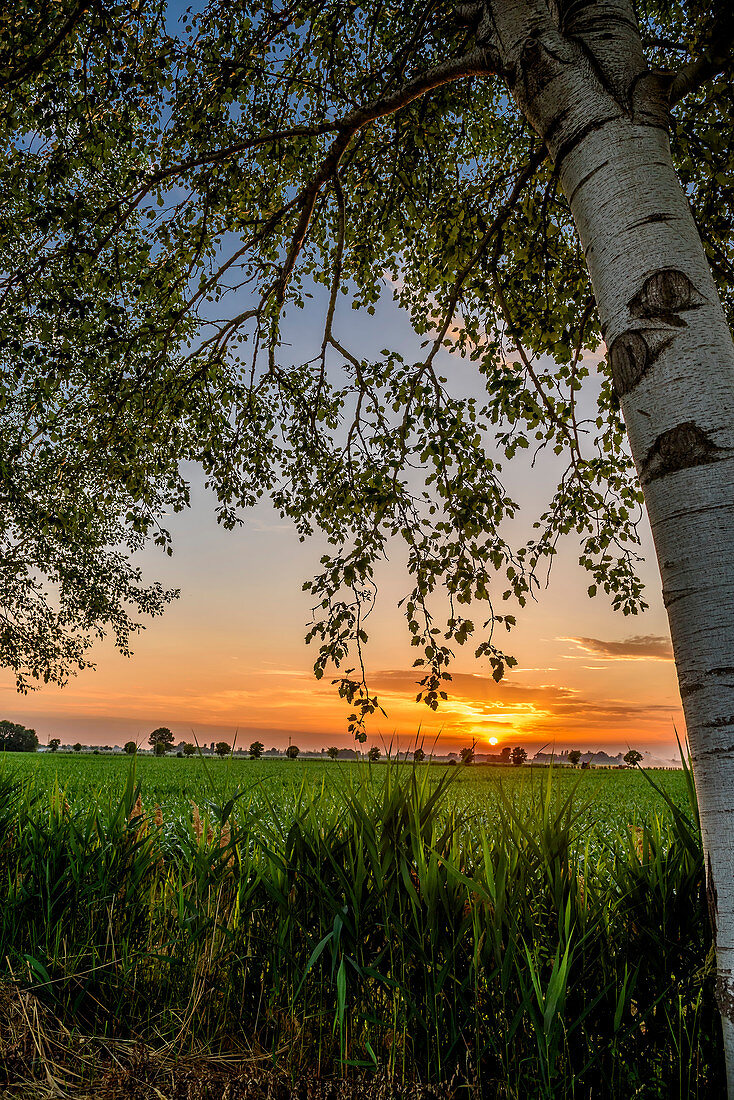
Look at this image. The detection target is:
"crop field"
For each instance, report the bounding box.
[5,750,694,834]
[0,752,724,1098]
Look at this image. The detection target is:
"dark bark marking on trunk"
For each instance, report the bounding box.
[715,976,734,1026]
[610,329,674,396]
[610,331,649,396]
[628,212,675,229]
[628,268,703,324]
[543,107,573,153]
[712,667,734,677]
[553,112,624,173]
[702,716,734,730]
[659,499,734,523]
[606,270,704,399]
[518,37,562,100]
[679,678,703,697]
[699,743,734,755]
[567,159,609,206]
[630,73,672,129]
[640,421,726,485]
[707,851,718,942]
[663,589,690,610]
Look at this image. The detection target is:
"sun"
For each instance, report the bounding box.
[488,736,498,746]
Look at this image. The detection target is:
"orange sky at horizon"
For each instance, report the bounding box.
[0,490,684,758]
[0,294,686,760]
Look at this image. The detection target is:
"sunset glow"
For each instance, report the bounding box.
[0,298,684,760]
[0,487,684,760]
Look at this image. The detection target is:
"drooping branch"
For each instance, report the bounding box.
[422,146,546,370]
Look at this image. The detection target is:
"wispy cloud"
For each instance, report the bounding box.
[564,635,674,661]
[369,668,678,735]
[247,517,294,533]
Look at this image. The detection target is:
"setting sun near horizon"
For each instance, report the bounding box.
[0,484,683,760]
[0,297,684,760]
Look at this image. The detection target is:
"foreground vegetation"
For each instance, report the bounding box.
[0,756,723,1097]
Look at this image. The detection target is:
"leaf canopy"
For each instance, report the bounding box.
[2,0,732,732]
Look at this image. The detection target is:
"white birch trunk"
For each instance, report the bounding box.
[558,120,734,1086]
[488,1,734,1084]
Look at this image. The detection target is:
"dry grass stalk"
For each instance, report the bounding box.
[191,801,203,842]
[0,982,455,1099]
[128,793,148,839]
[220,822,234,867]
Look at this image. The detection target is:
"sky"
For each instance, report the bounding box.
[0,284,686,760]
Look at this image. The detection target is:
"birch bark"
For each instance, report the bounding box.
[488,0,734,1084]
[560,115,734,1089]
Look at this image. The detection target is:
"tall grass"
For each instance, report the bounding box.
[0,756,723,1096]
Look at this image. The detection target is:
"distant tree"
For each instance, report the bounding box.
[624,749,643,768]
[500,747,512,764]
[285,745,300,760]
[511,747,527,768]
[568,750,582,767]
[73,742,82,753]
[183,742,196,757]
[124,741,137,755]
[48,738,61,753]
[215,741,230,758]
[148,727,174,754]
[460,746,475,765]
[248,740,264,760]
[0,721,38,753]
[413,747,426,763]
[367,746,380,762]
[327,746,339,760]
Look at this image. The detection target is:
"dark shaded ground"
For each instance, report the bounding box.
[0,984,458,1100]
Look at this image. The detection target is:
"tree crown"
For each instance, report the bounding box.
[3,0,732,734]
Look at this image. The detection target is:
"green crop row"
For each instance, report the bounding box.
[0,756,723,1097]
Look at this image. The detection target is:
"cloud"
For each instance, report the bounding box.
[565,635,674,661]
[369,668,678,731]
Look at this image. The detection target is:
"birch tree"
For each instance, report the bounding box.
[4,0,734,1082]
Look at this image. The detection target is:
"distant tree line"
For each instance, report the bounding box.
[1,722,641,769]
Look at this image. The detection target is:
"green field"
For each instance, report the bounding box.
[5,750,693,836]
[0,752,723,1097]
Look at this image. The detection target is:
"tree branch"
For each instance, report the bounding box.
[669,10,734,105]
[422,146,546,370]
[275,46,500,301]
[0,0,92,89]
